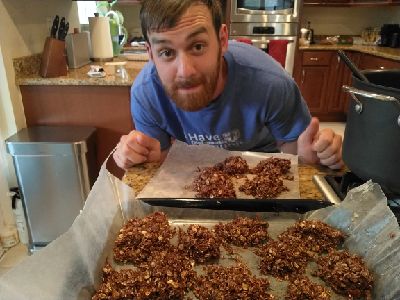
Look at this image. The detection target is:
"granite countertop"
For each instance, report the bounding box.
[122,163,343,200]
[14,54,147,86]
[299,44,400,61]
[15,44,400,87]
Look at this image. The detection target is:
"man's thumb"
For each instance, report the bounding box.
[301,117,320,144]
[297,117,320,165]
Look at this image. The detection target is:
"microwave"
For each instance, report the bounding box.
[231,0,300,23]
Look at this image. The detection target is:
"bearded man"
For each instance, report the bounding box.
[113,0,343,170]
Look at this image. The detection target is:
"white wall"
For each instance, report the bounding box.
[302,6,400,35]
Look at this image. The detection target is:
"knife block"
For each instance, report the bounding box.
[39,37,68,78]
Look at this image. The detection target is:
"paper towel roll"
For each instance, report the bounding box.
[89,16,113,61]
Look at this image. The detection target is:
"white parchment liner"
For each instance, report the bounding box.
[138,141,300,199]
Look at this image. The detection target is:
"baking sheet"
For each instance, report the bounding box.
[137,141,300,199]
[108,213,347,300]
[0,155,399,300]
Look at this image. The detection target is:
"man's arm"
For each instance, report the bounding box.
[278,118,343,169]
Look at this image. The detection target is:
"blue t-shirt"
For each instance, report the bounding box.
[131,41,311,152]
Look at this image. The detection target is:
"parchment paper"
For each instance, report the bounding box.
[0,153,399,299]
[138,141,300,199]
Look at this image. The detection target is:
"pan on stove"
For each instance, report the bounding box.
[342,69,400,194]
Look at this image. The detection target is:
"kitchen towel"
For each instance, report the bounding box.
[268,40,289,68]
[89,16,113,61]
[234,37,253,45]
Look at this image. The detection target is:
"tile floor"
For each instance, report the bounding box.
[0,122,346,277]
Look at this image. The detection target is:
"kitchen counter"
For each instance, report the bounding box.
[122,162,343,200]
[15,45,400,87]
[14,54,147,86]
[299,44,400,61]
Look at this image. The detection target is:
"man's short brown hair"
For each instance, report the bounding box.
[140,0,223,42]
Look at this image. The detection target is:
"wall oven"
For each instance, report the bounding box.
[229,0,301,75]
[231,0,300,23]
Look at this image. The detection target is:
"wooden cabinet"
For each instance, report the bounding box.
[328,51,361,116]
[294,49,400,121]
[295,51,332,116]
[294,50,359,121]
[359,53,400,70]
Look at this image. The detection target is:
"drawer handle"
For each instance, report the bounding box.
[310,57,319,61]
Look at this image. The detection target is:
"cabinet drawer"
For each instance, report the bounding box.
[302,51,332,66]
[359,54,400,70]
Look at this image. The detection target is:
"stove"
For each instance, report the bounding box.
[313,172,400,222]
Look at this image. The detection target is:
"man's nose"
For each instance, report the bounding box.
[176,53,196,78]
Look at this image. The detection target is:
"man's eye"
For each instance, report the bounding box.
[158,49,174,58]
[193,43,205,52]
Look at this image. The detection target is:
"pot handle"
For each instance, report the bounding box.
[342,85,400,126]
[342,85,399,103]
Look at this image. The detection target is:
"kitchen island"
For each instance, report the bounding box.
[14,54,147,177]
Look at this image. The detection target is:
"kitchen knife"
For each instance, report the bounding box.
[57,17,66,40]
[59,22,69,41]
[50,15,59,38]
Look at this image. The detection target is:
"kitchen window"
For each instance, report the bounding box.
[77,1,97,24]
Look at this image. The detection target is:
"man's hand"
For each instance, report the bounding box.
[113,130,162,170]
[297,117,344,169]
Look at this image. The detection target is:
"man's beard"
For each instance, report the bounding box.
[163,50,221,112]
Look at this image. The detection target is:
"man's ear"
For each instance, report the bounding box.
[145,42,154,61]
[219,24,229,55]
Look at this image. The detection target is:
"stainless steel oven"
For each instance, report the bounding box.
[229,0,301,75]
[231,0,300,23]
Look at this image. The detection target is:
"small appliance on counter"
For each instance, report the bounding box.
[106,10,128,57]
[379,24,400,48]
[89,13,113,62]
[65,28,91,68]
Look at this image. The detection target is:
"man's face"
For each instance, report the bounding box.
[146,4,228,112]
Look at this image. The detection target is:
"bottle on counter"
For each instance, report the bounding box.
[307,21,315,44]
[300,27,310,46]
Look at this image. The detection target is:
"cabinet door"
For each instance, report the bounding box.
[298,66,331,114]
[359,53,400,70]
[328,51,361,114]
[295,51,332,115]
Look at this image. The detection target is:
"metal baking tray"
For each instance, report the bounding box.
[111,203,348,300]
[139,197,333,213]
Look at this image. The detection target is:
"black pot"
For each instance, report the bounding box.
[342,70,400,194]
